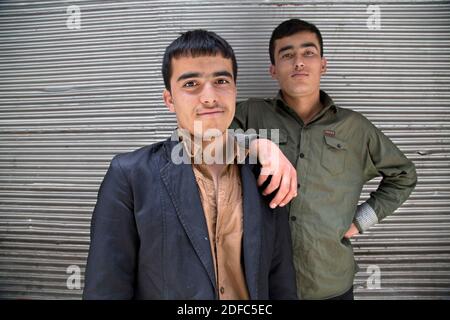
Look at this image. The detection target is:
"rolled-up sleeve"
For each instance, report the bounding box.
[362,123,417,227]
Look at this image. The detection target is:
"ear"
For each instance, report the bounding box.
[163,89,175,113]
[320,57,327,75]
[269,64,277,80]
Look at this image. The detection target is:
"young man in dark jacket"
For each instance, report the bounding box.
[83,30,298,300]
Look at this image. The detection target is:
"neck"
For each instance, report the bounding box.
[197,132,228,180]
[282,89,322,124]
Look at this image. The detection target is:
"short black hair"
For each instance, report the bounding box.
[269,19,324,65]
[162,29,238,91]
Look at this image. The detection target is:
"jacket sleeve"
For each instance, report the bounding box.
[83,155,138,299]
[268,207,298,300]
[359,121,417,229]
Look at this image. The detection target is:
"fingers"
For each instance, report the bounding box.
[278,171,298,207]
[344,228,353,239]
[260,152,298,208]
[269,173,291,209]
[344,231,351,239]
[263,168,282,197]
[344,224,359,239]
[257,159,275,187]
[344,232,356,239]
[255,139,299,208]
[257,174,269,187]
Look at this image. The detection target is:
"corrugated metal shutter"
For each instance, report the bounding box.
[0,0,449,299]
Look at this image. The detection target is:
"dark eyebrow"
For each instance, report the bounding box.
[177,70,233,82]
[177,72,201,82]
[278,42,319,56]
[301,42,319,51]
[278,45,294,56]
[213,70,233,79]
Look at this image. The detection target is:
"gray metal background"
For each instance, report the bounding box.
[0,0,449,299]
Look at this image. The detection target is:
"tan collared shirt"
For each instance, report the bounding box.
[179,129,249,300]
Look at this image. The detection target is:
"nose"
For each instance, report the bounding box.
[200,83,218,107]
[294,56,305,70]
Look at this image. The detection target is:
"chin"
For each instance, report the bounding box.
[289,87,312,96]
[201,125,225,137]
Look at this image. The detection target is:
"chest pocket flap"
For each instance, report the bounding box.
[321,135,347,175]
[323,135,346,150]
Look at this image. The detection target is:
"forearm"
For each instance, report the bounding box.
[356,161,417,232]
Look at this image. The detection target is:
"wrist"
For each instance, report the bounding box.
[353,202,378,233]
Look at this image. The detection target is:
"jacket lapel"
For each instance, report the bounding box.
[240,164,262,300]
[160,140,217,292]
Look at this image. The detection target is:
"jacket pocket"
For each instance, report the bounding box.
[320,135,346,175]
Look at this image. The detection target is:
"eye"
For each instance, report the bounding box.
[216,78,230,85]
[282,52,294,59]
[305,50,316,56]
[183,80,198,88]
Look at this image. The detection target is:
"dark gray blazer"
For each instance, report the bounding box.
[83,137,298,300]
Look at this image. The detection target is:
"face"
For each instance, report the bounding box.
[270,31,327,98]
[163,55,236,138]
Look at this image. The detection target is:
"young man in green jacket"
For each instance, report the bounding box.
[232,19,417,300]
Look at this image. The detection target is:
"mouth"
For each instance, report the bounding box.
[291,72,309,78]
[197,109,225,117]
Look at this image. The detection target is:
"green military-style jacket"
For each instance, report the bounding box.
[232,90,417,299]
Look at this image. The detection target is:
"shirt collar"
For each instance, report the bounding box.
[175,128,248,165]
[275,89,337,117]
